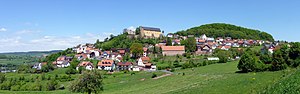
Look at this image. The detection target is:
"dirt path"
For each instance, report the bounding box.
[153,74,172,80]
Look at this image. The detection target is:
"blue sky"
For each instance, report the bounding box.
[0,0,299,52]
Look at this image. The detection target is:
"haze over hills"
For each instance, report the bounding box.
[0,50,62,56]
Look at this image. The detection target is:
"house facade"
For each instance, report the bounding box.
[52,56,72,68]
[117,62,132,71]
[98,59,114,71]
[76,61,94,70]
[161,46,185,56]
[139,26,162,38]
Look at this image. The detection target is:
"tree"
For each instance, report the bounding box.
[271,49,288,71]
[183,37,197,53]
[135,27,140,35]
[175,23,274,41]
[47,79,58,91]
[216,50,231,63]
[123,53,130,61]
[237,50,265,72]
[166,37,172,46]
[0,73,5,84]
[69,70,103,94]
[130,43,143,58]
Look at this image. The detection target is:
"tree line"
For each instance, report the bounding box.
[176,23,274,41]
[238,42,300,72]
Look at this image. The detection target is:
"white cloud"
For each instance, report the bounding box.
[0,28,7,32]
[0,32,115,53]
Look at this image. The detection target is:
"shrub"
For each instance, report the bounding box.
[0,81,11,90]
[238,52,259,72]
[47,80,58,91]
[0,73,5,84]
[11,85,21,91]
[65,68,77,74]
[151,73,157,78]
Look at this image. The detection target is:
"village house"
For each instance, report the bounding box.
[172,39,181,46]
[137,57,151,67]
[76,61,94,70]
[117,62,132,71]
[196,45,212,55]
[143,47,148,57]
[139,26,162,38]
[98,59,115,71]
[161,46,185,56]
[206,57,220,61]
[52,56,72,68]
[123,26,136,35]
[32,62,47,70]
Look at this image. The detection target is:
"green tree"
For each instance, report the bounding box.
[183,37,197,53]
[271,49,288,71]
[135,27,140,35]
[130,43,143,58]
[47,79,58,91]
[166,37,172,46]
[69,70,103,94]
[0,73,5,84]
[237,51,265,72]
[216,50,231,63]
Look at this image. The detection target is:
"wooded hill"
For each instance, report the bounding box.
[176,23,274,41]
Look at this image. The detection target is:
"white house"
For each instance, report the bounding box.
[207,57,220,61]
[52,56,72,68]
[200,34,207,40]
[98,59,114,71]
[132,66,140,71]
[76,61,94,70]
[137,58,145,67]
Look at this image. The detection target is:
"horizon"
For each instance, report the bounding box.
[1,0,300,53]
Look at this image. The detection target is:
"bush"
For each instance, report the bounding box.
[151,73,157,78]
[47,80,58,91]
[0,73,5,84]
[31,81,42,91]
[11,85,21,91]
[65,68,77,74]
[238,51,261,72]
[0,81,11,90]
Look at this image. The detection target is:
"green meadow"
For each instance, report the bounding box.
[0,61,298,94]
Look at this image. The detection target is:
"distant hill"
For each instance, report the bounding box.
[0,50,62,57]
[176,23,274,41]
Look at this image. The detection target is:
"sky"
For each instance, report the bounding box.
[0,0,299,53]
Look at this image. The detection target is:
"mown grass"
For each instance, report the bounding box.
[0,61,298,94]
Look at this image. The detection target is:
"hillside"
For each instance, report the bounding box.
[176,23,274,41]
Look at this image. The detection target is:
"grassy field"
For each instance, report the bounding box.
[0,61,298,94]
[260,67,300,94]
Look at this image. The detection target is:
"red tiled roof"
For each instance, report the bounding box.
[144,63,152,66]
[143,47,148,52]
[198,39,205,43]
[117,62,132,66]
[98,60,114,66]
[79,61,93,67]
[161,46,185,51]
[56,56,65,61]
[238,41,244,44]
[225,46,231,49]
[119,50,125,54]
[141,57,150,61]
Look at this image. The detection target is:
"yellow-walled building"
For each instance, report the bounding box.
[139,26,162,39]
